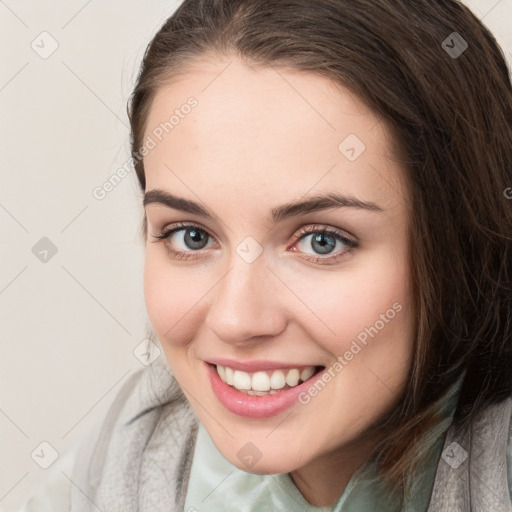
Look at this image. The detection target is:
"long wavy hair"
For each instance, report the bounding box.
[127,0,512,499]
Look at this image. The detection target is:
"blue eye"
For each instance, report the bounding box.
[300,231,341,254]
[291,226,357,264]
[152,223,215,260]
[174,226,210,250]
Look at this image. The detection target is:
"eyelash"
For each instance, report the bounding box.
[151,222,358,265]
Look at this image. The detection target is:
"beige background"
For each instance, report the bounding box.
[0,0,511,510]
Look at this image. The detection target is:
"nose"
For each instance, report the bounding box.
[205,255,287,346]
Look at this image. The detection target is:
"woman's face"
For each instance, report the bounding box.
[142,56,414,496]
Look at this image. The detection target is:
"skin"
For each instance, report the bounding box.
[142,55,415,506]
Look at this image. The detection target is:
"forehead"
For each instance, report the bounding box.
[142,57,408,214]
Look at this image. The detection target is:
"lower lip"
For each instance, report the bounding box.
[206,362,323,418]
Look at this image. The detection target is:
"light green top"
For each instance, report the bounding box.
[183,421,446,512]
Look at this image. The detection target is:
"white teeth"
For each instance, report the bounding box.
[285,369,300,387]
[233,370,252,390]
[270,370,286,390]
[246,389,279,396]
[251,371,271,391]
[300,367,315,382]
[225,366,234,385]
[215,364,319,393]
[217,365,226,381]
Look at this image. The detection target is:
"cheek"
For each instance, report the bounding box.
[297,248,414,388]
[143,250,188,339]
[328,279,410,350]
[143,248,212,347]
[297,254,411,344]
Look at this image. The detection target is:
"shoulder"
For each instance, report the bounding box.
[428,396,512,511]
[18,369,142,511]
[19,357,181,511]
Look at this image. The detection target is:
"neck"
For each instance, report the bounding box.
[289,436,377,507]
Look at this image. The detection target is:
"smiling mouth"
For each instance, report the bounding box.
[211,363,325,396]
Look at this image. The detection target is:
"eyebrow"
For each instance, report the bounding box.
[143,189,384,223]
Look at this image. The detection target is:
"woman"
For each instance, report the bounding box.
[21,0,512,510]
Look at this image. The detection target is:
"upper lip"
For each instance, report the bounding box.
[206,358,322,372]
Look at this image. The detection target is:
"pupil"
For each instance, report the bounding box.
[185,228,208,250]
[312,233,335,254]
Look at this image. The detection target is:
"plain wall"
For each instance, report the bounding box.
[0,0,511,510]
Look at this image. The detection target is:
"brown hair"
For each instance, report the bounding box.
[127,0,512,500]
